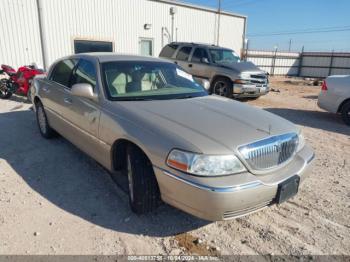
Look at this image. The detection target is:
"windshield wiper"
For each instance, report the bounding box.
[117,97,153,101]
[175,95,196,99]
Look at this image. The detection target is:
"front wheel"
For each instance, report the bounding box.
[341,101,350,126]
[211,77,233,98]
[0,79,13,99]
[126,145,161,214]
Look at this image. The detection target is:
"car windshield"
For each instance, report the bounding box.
[101,61,207,101]
[209,49,241,64]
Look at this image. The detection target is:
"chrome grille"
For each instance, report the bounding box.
[238,133,299,171]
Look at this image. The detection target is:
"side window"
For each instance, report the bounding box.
[159,44,179,58]
[191,48,210,63]
[176,46,192,61]
[71,59,97,89]
[50,59,77,87]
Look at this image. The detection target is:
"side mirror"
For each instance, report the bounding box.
[201,57,209,64]
[71,83,97,101]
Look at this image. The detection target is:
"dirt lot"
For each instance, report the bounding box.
[0,77,349,256]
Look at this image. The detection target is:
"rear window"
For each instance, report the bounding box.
[176,46,192,61]
[50,59,77,87]
[159,44,179,58]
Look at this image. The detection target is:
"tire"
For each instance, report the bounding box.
[126,145,160,214]
[35,101,56,138]
[211,77,233,98]
[0,79,13,99]
[341,101,350,126]
[27,87,32,103]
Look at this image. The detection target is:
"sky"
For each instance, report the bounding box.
[182,0,350,52]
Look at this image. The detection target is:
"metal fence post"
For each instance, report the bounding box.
[271,47,278,76]
[298,46,304,77]
[328,49,334,76]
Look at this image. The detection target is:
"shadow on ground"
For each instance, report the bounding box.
[265,108,350,136]
[303,95,319,100]
[0,109,208,237]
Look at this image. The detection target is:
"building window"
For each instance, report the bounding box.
[139,38,153,56]
[74,40,113,54]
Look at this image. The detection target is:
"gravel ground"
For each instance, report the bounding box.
[0,77,349,256]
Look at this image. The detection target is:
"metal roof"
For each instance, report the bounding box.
[148,0,247,19]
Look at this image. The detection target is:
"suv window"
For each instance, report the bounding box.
[50,59,77,87]
[191,48,210,63]
[176,46,192,61]
[159,44,179,58]
[71,59,97,89]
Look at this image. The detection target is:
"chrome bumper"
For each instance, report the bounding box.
[233,83,269,97]
[154,145,314,221]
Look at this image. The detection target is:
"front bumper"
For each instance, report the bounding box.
[154,145,314,221]
[233,83,269,98]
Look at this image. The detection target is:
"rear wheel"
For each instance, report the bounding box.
[341,101,350,126]
[126,145,161,214]
[211,77,233,98]
[0,79,12,99]
[35,101,56,138]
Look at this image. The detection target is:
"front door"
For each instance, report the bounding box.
[60,58,102,160]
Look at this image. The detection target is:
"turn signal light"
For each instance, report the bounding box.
[321,81,328,91]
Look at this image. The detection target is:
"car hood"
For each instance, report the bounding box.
[115,95,299,154]
[218,61,264,74]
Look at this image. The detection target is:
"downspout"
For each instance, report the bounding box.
[36,0,48,70]
[242,16,247,59]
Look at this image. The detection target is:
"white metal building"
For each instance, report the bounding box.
[0,0,246,69]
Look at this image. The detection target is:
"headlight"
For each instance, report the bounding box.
[297,132,305,152]
[234,79,251,85]
[166,149,246,176]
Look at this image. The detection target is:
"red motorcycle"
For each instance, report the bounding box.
[0,64,45,100]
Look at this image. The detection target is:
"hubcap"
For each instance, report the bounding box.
[37,106,47,134]
[0,81,8,96]
[127,155,134,202]
[213,81,227,96]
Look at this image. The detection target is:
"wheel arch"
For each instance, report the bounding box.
[338,98,350,113]
[210,75,233,91]
[111,138,152,172]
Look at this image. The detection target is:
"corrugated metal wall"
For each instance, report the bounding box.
[0,0,44,68]
[0,0,245,69]
[246,50,350,78]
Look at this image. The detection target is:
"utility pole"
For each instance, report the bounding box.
[288,39,292,52]
[217,0,221,46]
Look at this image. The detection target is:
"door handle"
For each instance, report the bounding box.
[42,86,49,92]
[64,97,72,104]
[188,64,193,68]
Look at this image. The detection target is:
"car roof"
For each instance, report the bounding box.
[68,53,172,63]
[170,42,233,51]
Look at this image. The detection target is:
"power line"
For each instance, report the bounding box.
[248,28,350,37]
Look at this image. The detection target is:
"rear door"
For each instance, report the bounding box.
[42,59,77,132]
[174,46,193,72]
[188,47,212,80]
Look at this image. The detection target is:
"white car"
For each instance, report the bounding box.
[318,75,350,125]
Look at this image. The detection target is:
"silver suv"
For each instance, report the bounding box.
[160,42,269,99]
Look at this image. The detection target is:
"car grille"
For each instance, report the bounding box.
[238,133,299,171]
[250,74,268,84]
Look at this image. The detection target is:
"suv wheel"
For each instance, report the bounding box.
[126,145,161,214]
[341,101,350,126]
[212,77,233,98]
